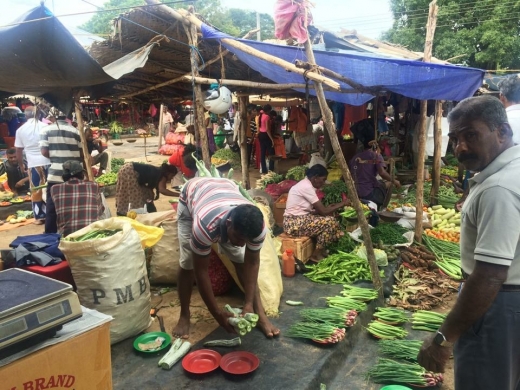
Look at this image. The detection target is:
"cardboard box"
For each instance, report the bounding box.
[273,201,286,228]
[279,233,315,263]
[0,322,112,390]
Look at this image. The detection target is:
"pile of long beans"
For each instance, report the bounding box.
[378,339,423,361]
[423,234,462,280]
[411,310,446,332]
[304,251,375,284]
[326,296,367,312]
[299,307,358,328]
[367,321,408,340]
[341,285,379,301]
[373,307,408,324]
[366,358,444,387]
[287,322,346,343]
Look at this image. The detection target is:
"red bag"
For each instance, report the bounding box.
[208,250,233,296]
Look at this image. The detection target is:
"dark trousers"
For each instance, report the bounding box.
[44,182,59,234]
[258,132,274,173]
[454,290,520,390]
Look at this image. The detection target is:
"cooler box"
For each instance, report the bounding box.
[23,260,76,289]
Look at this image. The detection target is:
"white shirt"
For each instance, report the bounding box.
[14,119,51,168]
[506,104,520,145]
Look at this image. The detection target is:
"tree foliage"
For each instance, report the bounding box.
[382,0,520,70]
[81,0,274,40]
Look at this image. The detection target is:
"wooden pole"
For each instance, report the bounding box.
[157,104,164,150]
[74,98,94,181]
[144,0,341,91]
[430,101,443,205]
[183,20,210,168]
[238,96,250,189]
[303,39,383,297]
[414,0,438,242]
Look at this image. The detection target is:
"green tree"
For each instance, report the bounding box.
[81,0,143,35]
[382,0,520,70]
[228,9,275,39]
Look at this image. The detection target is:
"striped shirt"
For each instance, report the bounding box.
[179,177,267,256]
[40,122,82,183]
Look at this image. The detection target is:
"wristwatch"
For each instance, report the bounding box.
[433,331,453,347]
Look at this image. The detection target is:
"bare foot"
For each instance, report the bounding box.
[257,317,280,338]
[33,219,44,225]
[172,315,190,339]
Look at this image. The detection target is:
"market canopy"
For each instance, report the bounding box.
[201,24,485,106]
[0,5,156,112]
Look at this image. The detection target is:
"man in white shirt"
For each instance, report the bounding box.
[499,75,520,145]
[15,106,51,224]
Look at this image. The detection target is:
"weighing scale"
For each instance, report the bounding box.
[0,268,82,359]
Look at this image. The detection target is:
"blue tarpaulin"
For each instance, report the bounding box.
[201,24,484,106]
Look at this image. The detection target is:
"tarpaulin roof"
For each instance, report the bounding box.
[0,6,155,113]
[201,24,485,106]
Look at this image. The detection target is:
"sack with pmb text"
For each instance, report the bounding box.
[59,218,152,344]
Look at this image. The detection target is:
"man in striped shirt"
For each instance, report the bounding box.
[174,177,280,338]
[40,117,83,233]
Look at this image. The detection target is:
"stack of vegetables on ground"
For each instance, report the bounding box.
[425,205,461,242]
[423,234,463,280]
[255,171,284,190]
[399,244,437,271]
[326,234,357,255]
[285,165,307,181]
[158,338,191,370]
[287,322,346,344]
[378,339,422,361]
[95,172,118,186]
[224,305,258,336]
[362,223,409,245]
[211,149,241,170]
[110,158,125,173]
[340,203,371,220]
[6,210,34,224]
[299,307,358,328]
[373,307,408,325]
[321,180,348,206]
[366,320,408,340]
[411,310,446,332]
[373,240,401,262]
[366,358,444,387]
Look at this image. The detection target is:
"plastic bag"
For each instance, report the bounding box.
[116,217,164,248]
[356,245,388,266]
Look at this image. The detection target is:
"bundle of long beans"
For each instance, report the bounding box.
[378,339,423,361]
[366,321,408,340]
[422,234,462,280]
[411,310,446,332]
[366,358,444,386]
[325,296,367,312]
[340,285,379,301]
[299,307,358,328]
[373,307,408,324]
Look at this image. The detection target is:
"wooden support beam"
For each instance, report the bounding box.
[430,100,443,205]
[238,96,250,189]
[144,0,341,91]
[158,103,165,150]
[302,38,383,297]
[414,0,439,243]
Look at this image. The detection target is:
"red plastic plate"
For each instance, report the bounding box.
[182,349,221,374]
[220,351,260,375]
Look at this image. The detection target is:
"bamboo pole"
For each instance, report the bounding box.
[414,0,438,242]
[74,98,94,181]
[302,38,383,297]
[430,100,443,205]
[157,104,164,150]
[121,29,260,99]
[144,0,341,91]
[238,96,250,189]
[183,19,210,167]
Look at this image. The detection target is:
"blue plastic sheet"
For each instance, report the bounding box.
[202,24,484,105]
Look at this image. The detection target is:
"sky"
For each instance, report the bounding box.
[0,0,394,40]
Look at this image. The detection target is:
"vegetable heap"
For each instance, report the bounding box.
[255,171,284,189]
[373,307,408,325]
[111,158,125,173]
[399,245,437,271]
[287,322,346,344]
[321,180,348,206]
[378,339,422,362]
[285,165,308,181]
[95,172,118,186]
[422,234,462,280]
[426,205,461,242]
[366,321,408,340]
[340,204,371,219]
[366,358,444,387]
[225,305,258,336]
[325,234,357,255]
[363,223,409,246]
[305,251,380,284]
[211,149,241,170]
[374,241,400,262]
[64,229,121,242]
[299,307,358,328]
[411,310,446,332]
[340,285,379,301]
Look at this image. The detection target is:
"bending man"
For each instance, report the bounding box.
[173,177,280,339]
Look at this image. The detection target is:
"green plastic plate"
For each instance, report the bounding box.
[133,332,171,353]
[380,386,413,390]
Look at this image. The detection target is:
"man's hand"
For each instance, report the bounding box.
[393,179,401,188]
[417,336,452,373]
[15,180,25,188]
[215,310,237,334]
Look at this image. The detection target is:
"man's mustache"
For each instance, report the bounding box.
[458,153,478,162]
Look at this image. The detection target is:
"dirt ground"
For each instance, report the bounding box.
[0,138,458,386]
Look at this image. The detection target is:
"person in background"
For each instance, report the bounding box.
[15,106,50,224]
[349,137,400,207]
[85,128,109,177]
[204,109,217,153]
[4,148,29,195]
[284,165,348,262]
[162,105,174,139]
[417,95,520,390]
[115,162,178,216]
[173,177,280,339]
[184,108,195,127]
[498,75,520,145]
[2,107,20,137]
[258,104,275,173]
[50,161,104,237]
[247,104,259,167]
[40,116,83,233]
